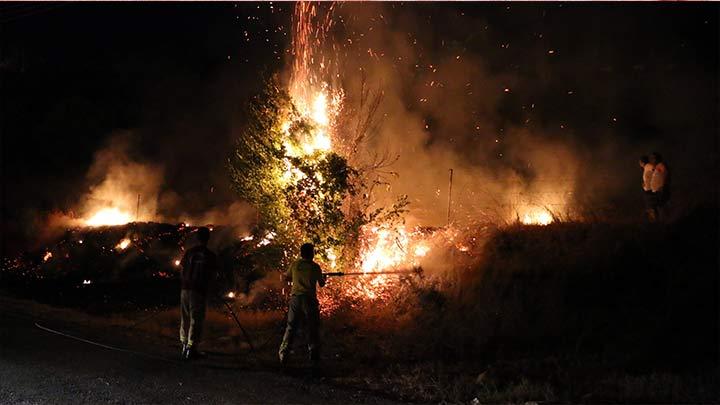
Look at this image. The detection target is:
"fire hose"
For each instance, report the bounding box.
[36,269,423,364]
[323,267,423,277]
[219,297,255,352]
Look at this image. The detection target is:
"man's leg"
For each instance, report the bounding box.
[305,297,320,364]
[644,191,656,222]
[187,291,206,355]
[180,290,190,354]
[279,295,300,363]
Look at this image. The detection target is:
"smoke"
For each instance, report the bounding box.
[290,3,717,227]
[321,4,588,227]
[82,132,164,222]
[40,131,256,242]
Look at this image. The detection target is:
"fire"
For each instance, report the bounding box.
[521,209,554,225]
[326,248,338,269]
[279,1,343,182]
[43,251,52,262]
[414,244,430,257]
[173,259,181,267]
[85,207,132,227]
[355,225,441,275]
[226,291,236,299]
[256,232,276,247]
[360,226,410,273]
[115,238,131,250]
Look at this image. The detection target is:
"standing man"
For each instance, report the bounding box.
[639,155,656,221]
[650,152,671,221]
[179,227,217,361]
[279,243,326,366]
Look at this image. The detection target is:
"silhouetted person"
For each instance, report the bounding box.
[279,243,326,366]
[649,152,671,221]
[639,155,656,221]
[179,227,217,360]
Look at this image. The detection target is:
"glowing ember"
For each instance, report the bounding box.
[116,238,131,250]
[85,208,132,227]
[521,209,554,225]
[173,259,181,267]
[43,251,52,262]
[226,291,236,299]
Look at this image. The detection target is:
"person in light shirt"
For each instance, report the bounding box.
[639,155,655,221]
[649,152,670,221]
[279,243,326,367]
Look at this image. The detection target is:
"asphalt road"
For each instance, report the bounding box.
[0,310,396,404]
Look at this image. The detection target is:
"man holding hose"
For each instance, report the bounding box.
[278,243,326,366]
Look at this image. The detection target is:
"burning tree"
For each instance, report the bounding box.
[228,76,407,270]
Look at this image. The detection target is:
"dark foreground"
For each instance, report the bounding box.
[0,301,394,405]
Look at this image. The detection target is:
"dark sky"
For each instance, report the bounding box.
[1,2,718,250]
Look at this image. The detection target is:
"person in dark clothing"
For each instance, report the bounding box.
[179,226,218,361]
[279,243,326,366]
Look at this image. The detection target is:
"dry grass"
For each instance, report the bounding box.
[316,205,719,402]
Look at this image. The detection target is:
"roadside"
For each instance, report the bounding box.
[0,296,397,405]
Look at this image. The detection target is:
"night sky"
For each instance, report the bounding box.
[1,2,718,253]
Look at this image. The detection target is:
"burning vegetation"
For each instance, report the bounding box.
[20,2,579,310]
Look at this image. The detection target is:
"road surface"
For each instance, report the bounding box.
[0,307,396,404]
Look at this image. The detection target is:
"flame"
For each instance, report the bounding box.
[173,259,181,267]
[414,244,430,257]
[356,225,440,275]
[43,251,52,262]
[226,291,236,299]
[116,238,131,250]
[85,208,132,227]
[279,2,343,185]
[359,226,410,273]
[521,209,554,225]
